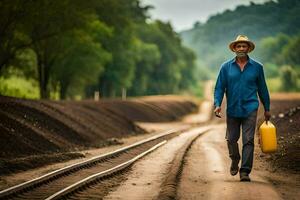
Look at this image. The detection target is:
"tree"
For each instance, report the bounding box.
[280,65,298,91]
[27,0,97,98]
[94,0,149,97]
[178,47,197,90]
[0,0,33,71]
[128,38,161,95]
[282,34,300,66]
[146,21,188,94]
[258,34,290,64]
[1,0,198,99]
[51,20,112,99]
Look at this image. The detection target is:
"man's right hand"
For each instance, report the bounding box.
[214,106,222,118]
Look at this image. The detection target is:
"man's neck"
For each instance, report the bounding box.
[236,55,248,63]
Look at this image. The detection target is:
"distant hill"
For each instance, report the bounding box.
[180,0,300,74]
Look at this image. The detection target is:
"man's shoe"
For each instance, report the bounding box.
[240,172,251,182]
[230,159,239,176]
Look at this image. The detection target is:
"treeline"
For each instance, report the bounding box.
[180,0,300,91]
[0,0,197,99]
[258,33,300,91]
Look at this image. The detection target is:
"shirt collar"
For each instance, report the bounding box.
[248,57,254,65]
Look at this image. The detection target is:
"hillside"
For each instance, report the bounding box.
[180,0,300,73]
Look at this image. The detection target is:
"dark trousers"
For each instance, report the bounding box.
[226,110,257,174]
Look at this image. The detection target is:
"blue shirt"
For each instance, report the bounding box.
[214,57,270,118]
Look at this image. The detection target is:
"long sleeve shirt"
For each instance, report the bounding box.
[214,57,270,118]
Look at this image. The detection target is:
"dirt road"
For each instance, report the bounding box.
[102,89,300,200]
[178,124,281,200]
[101,123,284,200]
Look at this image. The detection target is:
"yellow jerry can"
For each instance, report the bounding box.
[259,121,277,153]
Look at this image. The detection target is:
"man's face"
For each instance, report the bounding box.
[234,42,250,57]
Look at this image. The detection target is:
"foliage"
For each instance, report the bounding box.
[258,34,290,65]
[0,0,198,99]
[258,33,300,91]
[180,0,300,79]
[280,65,299,92]
[132,21,198,95]
[50,20,112,99]
[282,35,300,66]
[266,77,281,93]
[128,38,161,96]
[0,76,39,99]
[92,0,150,97]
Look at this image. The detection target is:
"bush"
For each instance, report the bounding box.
[280,65,299,92]
[0,76,39,99]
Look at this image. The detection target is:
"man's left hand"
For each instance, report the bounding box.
[264,111,271,123]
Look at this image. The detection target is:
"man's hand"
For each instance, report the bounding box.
[264,111,271,123]
[214,106,222,118]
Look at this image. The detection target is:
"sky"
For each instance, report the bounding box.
[142,0,268,31]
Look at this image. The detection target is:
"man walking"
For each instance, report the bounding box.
[213,35,271,182]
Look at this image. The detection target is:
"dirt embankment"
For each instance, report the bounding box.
[0,95,197,175]
[256,93,300,173]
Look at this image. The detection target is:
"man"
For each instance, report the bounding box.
[213,35,271,182]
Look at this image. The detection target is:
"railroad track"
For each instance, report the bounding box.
[0,125,203,200]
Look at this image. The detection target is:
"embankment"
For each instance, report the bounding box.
[0,95,198,174]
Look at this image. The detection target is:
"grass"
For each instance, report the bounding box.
[0,76,40,99]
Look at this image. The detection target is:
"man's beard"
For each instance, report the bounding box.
[236,52,247,57]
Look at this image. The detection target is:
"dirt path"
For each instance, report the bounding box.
[103,83,299,200]
[103,126,210,200]
[102,123,288,200]
[178,124,282,200]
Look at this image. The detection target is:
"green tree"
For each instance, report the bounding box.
[178,47,197,90]
[93,0,149,97]
[282,35,300,66]
[147,21,192,94]
[258,34,290,64]
[0,0,34,71]
[27,0,95,98]
[280,65,298,91]
[51,20,112,99]
[0,0,198,99]
[128,38,161,96]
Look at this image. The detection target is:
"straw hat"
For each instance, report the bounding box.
[229,35,255,52]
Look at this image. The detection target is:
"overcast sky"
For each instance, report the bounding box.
[142,0,268,31]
